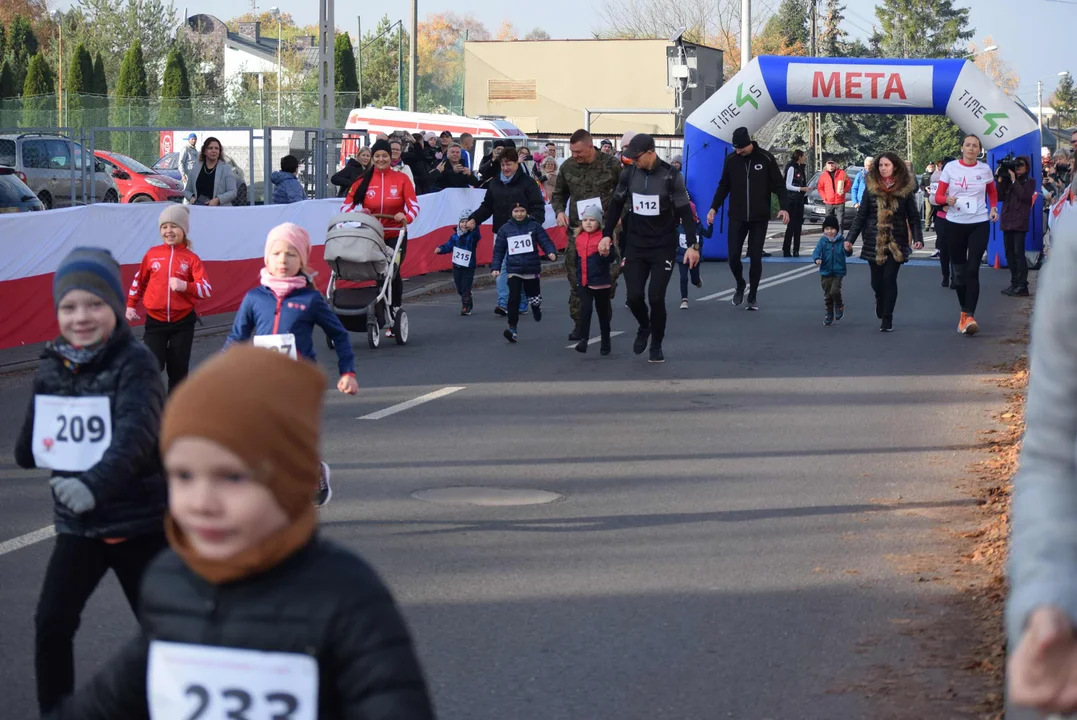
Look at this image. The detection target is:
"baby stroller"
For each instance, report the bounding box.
[324,212,410,349]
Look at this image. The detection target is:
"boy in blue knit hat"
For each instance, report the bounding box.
[15,247,168,714]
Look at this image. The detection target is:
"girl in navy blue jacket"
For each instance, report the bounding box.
[435,211,483,315]
[491,203,557,343]
[574,205,616,355]
[226,223,357,505]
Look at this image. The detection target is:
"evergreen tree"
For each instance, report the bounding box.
[1052,73,1077,129]
[334,32,359,125]
[159,46,192,127]
[92,53,108,96]
[66,42,95,127]
[0,61,16,99]
[762,0,809,49]
[0,21,7,62]
[820,0,849,58]
[361,16,410,110]
[92,52,110,149]
[872,0,973,59]
[113,41,153,163]
[8,15,39,91]
[21,52,54,126]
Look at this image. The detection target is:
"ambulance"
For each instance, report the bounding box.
[340,108,528,170]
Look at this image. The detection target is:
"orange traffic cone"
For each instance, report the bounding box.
[993,254,1001,269]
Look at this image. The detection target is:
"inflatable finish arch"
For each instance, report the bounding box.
[683,56,1042,263]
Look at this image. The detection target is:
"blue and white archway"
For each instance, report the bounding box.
[684,57,1042,263]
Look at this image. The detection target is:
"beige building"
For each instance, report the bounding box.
[463,39,724,137]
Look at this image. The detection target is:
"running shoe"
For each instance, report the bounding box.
[1000,286,1017,297]
[835,305,845,321]
[633,328,651,355]
[958,313,979,336]
[941,277,949,288]
[495,306,508,316]
[746,294,759,311]
[824,312,834,326]
[532,304,542,322]
[732,286,745,306]
[649,346,665,363]
[315,462,333,507]
[600,338,611,356]
[1015,286,1030,297]
[575,339,588,354]
[762,250,772,258]
[461,306,470,315]
[504,327,518,343]
[520,306,530,315]
[680,299,689,310]
[384,327,394,338]
[930,250,941,259]
[880,317,894,332]
[693,278,703,288]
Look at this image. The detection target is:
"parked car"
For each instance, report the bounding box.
[94,150,185,203]
[0,167,45,212]
[0,133,119,209]
[152,151,249,206]
[803,164,859,230]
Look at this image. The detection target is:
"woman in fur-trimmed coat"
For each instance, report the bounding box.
[845,151,925,332]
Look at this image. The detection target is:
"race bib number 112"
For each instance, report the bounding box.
[148,641,318,720]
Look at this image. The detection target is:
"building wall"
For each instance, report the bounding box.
[224,44,278,81]
[465,39,690,136]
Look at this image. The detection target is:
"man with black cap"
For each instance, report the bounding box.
[707,126,789,311]
[602,133,699,363]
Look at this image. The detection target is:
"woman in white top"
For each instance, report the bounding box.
[782,150,810,256]
[933,134,999,336]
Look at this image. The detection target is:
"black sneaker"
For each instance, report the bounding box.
[941,277,950,288]
[575,338,588,354]
[495,306,508,316]
[693,278,703,288]
[532,304,542,322]
[1015,286,1030,297]
[600,338,611,356]
[649,346,665,363]
[761,250,772,258]
[568,323,583,342]
[732,287,745,306]
[746,294,759,311]
[504,328,518,343]
[633,328,651,355]
[315,462,333,507]
[880,317,894,332]
[1001,286,1017,297]
[460,306,469,316]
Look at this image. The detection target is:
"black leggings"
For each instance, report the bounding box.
[624,246,676,346]
[36,532,167,713]
[936,216,950,281]
[727,219,769,294]
[869,257,902,320]
[507,276,541,328]
[578,286,612,341]
[144,311,196,393]
[947,221,990,314]
[783,203,804,255]
[389,236,408,311]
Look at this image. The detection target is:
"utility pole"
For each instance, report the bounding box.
[1038,80,1044,136]
[408,0,417,111]
[808,0,819,173]
[318,0,335,129]
[357,16,363,108]
[740,0,751,70]
[904,34,913,169]
[398,22,404,110]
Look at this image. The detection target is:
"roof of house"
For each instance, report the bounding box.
[186,14,318,68]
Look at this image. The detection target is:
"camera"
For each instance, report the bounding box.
[996,152,1018,174]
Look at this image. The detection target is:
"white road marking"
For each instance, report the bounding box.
[698,264,818,302]
[358,386,466,420]
[0,525,55,557]
[565,331,625,349]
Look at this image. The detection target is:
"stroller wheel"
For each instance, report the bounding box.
[367,322,381,349]
[394,311,409,345]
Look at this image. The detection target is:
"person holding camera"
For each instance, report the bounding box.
[428,144,481,192]
[997,155,1037,297]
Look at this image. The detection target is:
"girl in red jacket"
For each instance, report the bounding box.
[126,205,211,392]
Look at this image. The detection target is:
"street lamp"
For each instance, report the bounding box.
[964,45,998,58]
[270,7,282,125]
[52,10,63,126]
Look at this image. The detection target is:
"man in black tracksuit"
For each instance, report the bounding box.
[707,127,790,310]
[602,133,698,364]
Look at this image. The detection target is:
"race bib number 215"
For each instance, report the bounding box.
[148,641,318,720]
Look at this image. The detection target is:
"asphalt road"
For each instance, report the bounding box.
[0,252,1026,718]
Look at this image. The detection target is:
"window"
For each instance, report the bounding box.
[487,80,537,102]
[21,140,50,169]
[0,139,15,167]
[46,140,71,170]
[0,174,33,204]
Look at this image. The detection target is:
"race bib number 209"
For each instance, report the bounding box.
[148,641,318,720]
[32,395,111,472]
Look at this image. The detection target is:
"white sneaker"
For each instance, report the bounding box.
[679,299,689,310]
[315,462,333,507]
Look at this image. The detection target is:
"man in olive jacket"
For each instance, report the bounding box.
[552,128,623,341]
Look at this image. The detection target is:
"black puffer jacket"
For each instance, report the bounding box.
[15,322,167,538]
[709,145,789,222]
[469,166,546,233]
[845,175,924,264]
[47,537,435,720]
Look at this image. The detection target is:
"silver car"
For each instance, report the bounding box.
[0,133,119,209]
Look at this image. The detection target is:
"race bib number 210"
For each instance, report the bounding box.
[148,641,318,720]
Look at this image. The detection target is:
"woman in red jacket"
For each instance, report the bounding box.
[342,139,419,332]
[126,205,211,392]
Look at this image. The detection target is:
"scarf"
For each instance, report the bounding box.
[165,505,317,585]
[260,268,308,298]
[500,171,515,184]
[52,337,109,368]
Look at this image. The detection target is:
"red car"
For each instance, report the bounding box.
[94,150,185,203]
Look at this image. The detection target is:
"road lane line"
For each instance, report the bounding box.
[565,331,625,349]
[0,525,55,557]
[698,264,818,302]
[358,386,466,420]
[696,264,813,301]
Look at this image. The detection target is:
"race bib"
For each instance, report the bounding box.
[928,182,939,195]
[678,234,687,249]
[32,396,111,472]
[508,233,534,256]
[451,247,473,267]
[148,641,318,720]
[951,197,981,215]
[632,193,660,216]
[253,334,298,361]
[576,197,602,218]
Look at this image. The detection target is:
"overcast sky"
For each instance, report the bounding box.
[51,0,1070,102]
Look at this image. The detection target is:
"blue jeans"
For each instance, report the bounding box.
[678,259,701,299]
[497,258,527,311]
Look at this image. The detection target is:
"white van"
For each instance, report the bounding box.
[341,108,528,169]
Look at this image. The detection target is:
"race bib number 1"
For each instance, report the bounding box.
[508,233,534,256]
[952,197,981,215]
[148,641,318,720]
[32,395,111,472]
[253,334,299,361]
[452,247,473,267]
[632,193,660,216]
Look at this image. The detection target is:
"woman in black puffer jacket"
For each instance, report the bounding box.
[845,151,925,332]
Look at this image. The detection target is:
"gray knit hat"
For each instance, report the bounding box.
[581,204,604,226]
[53,247,126,318]
[159,204,190,237]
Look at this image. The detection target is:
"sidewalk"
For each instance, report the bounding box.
[0,260,567,373]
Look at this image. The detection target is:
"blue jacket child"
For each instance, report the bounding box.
[811,230,851,277]
[491,214,557,277]
[436,221,484,314]
[436,226,483,269]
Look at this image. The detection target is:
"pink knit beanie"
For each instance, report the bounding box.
[265,223,312,271]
